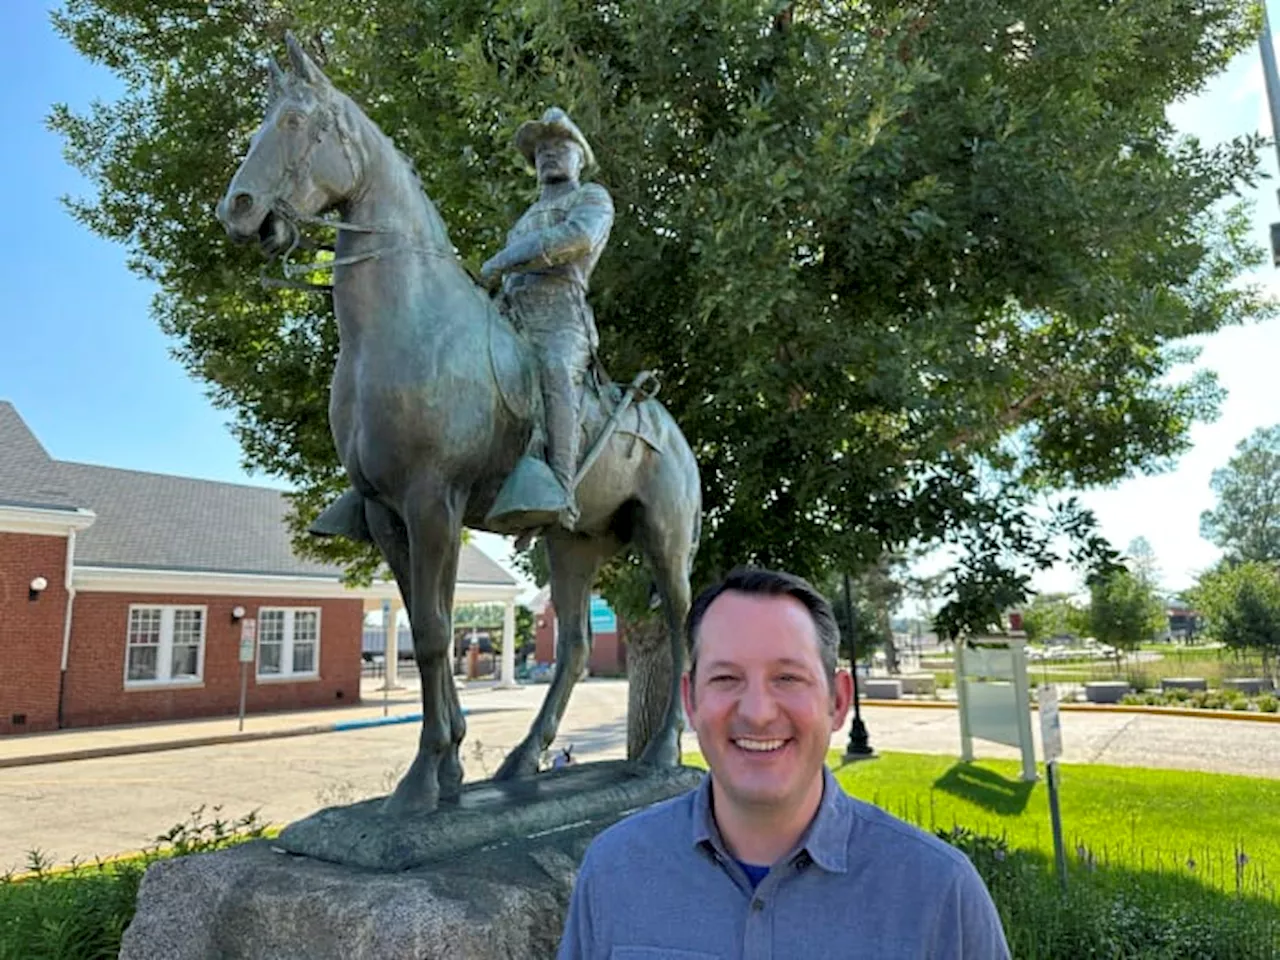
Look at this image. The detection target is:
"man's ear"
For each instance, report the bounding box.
[830,670,853,732]
[681,670,696,720]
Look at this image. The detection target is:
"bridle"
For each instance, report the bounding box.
[254,93,456,294]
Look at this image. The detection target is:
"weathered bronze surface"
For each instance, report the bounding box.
[216,34,702,820]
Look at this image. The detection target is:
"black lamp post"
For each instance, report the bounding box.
[842,571,875,760]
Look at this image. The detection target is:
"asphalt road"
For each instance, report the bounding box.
[3,679,1277,873]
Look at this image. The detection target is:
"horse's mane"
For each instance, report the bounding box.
[280,73,455,253]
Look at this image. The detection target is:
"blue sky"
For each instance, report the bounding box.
[4,6,1280,598]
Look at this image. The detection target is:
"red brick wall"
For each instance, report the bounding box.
[532,602,625,676]
[0,532,70,734]
[61,593,363,729]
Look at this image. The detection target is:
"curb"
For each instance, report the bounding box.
[0,711,429,771]
[859,698,1280,723]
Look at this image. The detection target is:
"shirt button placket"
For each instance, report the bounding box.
[744,894,770,960]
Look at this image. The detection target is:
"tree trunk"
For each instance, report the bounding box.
[622,615,675,760]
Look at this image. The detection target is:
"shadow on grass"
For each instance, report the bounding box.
[933,762,1034,815]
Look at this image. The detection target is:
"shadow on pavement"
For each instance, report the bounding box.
[553,718,629,759]
[932,762,1034,815]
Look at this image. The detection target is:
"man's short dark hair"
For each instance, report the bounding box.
[685,567,840,687]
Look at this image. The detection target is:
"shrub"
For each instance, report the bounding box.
[1121,693,1144,705]
[1165,687,1192,703]
[939,830,1280,959]
[1258,695,1279,714]
[0,807,264,960]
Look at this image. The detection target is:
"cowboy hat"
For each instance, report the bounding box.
[514,107,597,171]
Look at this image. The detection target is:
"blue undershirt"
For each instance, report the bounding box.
[736,860,770,890]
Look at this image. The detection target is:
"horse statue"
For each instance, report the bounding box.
[216,34,701,815]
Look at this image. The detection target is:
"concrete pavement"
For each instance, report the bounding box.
[3,678,1278,873]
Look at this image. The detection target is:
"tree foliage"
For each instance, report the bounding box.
[1200,425,1280,564]
[1087,568,1165,654]
[50,0,1272,625]
[1021,592,1080,644]
[1189,560,1280,679]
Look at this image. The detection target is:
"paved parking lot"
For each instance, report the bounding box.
[3,678,1278,872]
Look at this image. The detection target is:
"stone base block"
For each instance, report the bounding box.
[1084,681,1129,704]
[864,678,902,700]
[1223,678,1273,696]
[1161,677,1208,693]
[899,673,936,696]
[121,762,703,960]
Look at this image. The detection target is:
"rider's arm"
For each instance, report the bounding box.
[485,185,614,276]
[534,184,613,266]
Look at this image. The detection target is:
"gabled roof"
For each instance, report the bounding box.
[0,402,515,586]
[0,403,82,512]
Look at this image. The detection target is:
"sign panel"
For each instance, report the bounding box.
[1038,684,1063,761]
[238,617,257,664]
[589,596,617,634]
[966,681,1023,748]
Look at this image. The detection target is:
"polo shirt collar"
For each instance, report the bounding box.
[690,767,851,874]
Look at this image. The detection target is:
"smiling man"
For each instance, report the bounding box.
[558,568,1010,959]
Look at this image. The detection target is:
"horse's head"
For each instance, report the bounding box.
[217,34,362,254]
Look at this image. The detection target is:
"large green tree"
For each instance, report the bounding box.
[1200,425,1280,564]
[1087,568,1166,659]
[51,0,1271,626]
[1190,560,1280,681]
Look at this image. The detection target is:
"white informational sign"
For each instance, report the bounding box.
[239,617,257,664]
[1038,684,1063,762]
[956,637,1038,781]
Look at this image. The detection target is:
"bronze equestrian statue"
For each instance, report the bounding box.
[217,35,701,815]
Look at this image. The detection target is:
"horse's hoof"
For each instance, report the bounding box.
[382,772,439,817]
[636,731,681,769]
[493,747,540,781]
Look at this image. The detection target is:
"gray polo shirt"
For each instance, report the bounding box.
[558,768,1010,959]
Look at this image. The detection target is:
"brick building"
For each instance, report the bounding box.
[531,587,626,676]
[0,402,518,735]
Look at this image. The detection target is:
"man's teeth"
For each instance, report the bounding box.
[734,739,786,752]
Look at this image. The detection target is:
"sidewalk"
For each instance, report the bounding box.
[0,676,516,769]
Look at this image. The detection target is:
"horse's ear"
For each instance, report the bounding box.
[285,31,330,89]
[267,56,287,97]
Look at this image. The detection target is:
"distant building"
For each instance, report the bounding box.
[0,402,518,734]
[530,586,626,676]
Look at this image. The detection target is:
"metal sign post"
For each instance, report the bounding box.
[1038,684,1068,892]
[238,617,257,732]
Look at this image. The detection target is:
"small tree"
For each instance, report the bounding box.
[1088,569,1165,666]
[1022,593,1080,644]
[1190,561,1280,682]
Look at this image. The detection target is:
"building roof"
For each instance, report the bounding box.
[0,403,81,512]
[0,402,515,586]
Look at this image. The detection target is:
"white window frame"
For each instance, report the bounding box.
[123,604,207,689]
[256,606,322,680]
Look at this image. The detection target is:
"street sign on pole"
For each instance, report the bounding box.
[238,618,257,732]
[1038,683,1062,762]
[1038,685,1068,891]
[238,618,257,663]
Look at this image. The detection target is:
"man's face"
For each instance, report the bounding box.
[682,591,853,817]
[535,137,583,184]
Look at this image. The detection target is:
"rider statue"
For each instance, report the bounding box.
[481,108,614,533]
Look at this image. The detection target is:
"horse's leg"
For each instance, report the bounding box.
[634,500,698,769]
[494,532,618,779]
[383,485,465,816]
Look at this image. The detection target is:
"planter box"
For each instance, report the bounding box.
[863,678,902,700]
[1084,681,1130,704]
[898,673,936,696]
[1161,677,1207,693]
[1223,678,1273,696]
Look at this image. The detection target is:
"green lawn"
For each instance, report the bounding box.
[684,750,1280,899]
